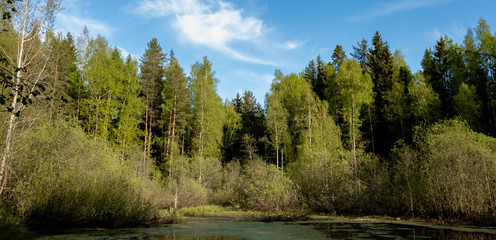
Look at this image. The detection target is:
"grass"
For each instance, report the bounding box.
[170,205,310,222]
[175,205,253,218]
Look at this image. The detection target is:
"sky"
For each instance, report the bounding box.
[54,0,496,104]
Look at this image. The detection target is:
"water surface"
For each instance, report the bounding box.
[36,218,496,239]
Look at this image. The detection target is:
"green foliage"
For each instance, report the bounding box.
[161,53,190,173]
[176,205,234,217]
[190,56,225,159]
[289,150,352,212]
[211,161,243,206]
[415,120,496,220]
[9,120,163,229]
[78,35,143,145]
[408,73,441,124]
[454,83,481,128]
[45,31,79,120]
[240,159,299,211]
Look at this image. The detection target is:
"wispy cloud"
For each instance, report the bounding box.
[56,13,115,37]
[131,0,277,65]
[348,0,453,22]
[284,40,307,50]
[425,23,467,44]
[451,23,467,38]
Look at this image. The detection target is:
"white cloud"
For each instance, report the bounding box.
[132,0,276,65]
[56,13,115,37]
[349,0,453,21]
[284,40,306,50]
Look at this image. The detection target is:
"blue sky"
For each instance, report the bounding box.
[55,0,496,104]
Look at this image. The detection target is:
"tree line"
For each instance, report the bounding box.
[2,0,496,233]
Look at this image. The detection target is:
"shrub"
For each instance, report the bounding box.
[239,158,299,211]
[210,161,242,206]
[289,150,355,213]
[415,120,496,220]
[9,120,163,230]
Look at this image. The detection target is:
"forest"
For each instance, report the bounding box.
[2,0,496,236]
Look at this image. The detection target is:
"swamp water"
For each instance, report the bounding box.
[37,218,496,239]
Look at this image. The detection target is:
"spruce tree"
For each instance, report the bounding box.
[367,31,394,155]
[140,38,167,161]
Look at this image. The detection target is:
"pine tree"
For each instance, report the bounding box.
[162,50,190,176]
[140,38,167,161]
[352,38,370,73]
[332,44,347,70]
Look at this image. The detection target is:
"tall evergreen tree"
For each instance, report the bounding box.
[367,31,394,155]
[303,56,331,100]
[230,90,266,163]
[45,32,78,121]
[332,44,347,70]
[352,38,370,73]
[140,38,167,161]
[162,50,190,176]
[422,36,460,117]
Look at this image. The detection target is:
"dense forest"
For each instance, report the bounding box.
[2,0,496,235]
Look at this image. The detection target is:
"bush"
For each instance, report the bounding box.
[239,158,299,211]
[210,161,242,206]
[289,150,354,213]
[414,120,496,220]
[8,120,163,230]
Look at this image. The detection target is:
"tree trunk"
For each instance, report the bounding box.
[368,106,375,153]
[308,102,312,149]
[49,51,60,123]
[0,2,27,196]
[281,149,284,173]
[169,91,177,177]
[143,96,149,170]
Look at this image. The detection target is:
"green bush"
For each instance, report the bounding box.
[210,161,242,206]
[239,158,299,211]
[414,120,496,220]
[289,150,354,213]
[9,120,163,230]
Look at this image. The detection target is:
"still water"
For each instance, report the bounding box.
[36,218,496,240]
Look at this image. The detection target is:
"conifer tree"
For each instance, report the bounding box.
[367,31,394,155]
[45,32,78,121]
[352,38,370,73]
[140,38,167,161]
[332,44,347,70]
[162,50,190,176]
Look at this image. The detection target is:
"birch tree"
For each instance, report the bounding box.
[0,0,61,196]
[190,56,224,182]
[335,59,373,178]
